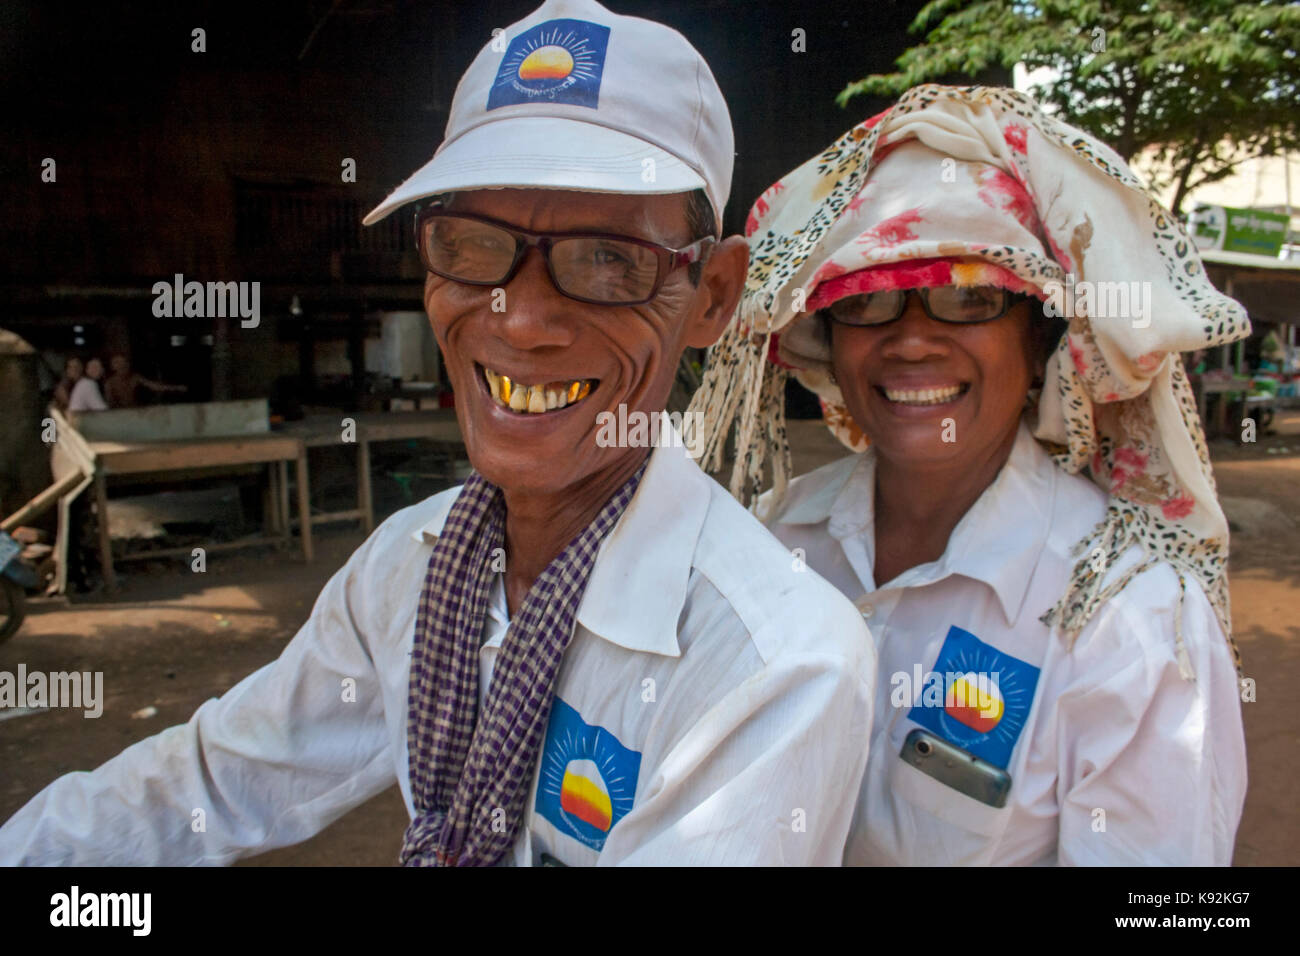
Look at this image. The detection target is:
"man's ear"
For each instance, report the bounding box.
[422,272,453,353]
[683,235,749,349]
[422,272,438,316]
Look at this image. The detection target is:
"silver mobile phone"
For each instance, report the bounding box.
[900,728,1012,808]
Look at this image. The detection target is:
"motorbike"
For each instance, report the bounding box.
[0,530,40,644]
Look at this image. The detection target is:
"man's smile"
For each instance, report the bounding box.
[478,363,599,415]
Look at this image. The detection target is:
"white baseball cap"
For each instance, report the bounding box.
[362,0,733,231]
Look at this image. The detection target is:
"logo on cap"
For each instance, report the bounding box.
[487,18,610,111]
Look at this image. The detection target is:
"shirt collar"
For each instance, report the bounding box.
[783,421,1056,626]
[940,423,1056,625]
[773,453,863,527]
[410,417,707,658]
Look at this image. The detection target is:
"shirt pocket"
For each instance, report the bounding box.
[889,751,1014,841]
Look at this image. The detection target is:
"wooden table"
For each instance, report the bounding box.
[1195,377,1256,439]
[279,410,466,534]
[84,410,464,588]
[89,433,312,590]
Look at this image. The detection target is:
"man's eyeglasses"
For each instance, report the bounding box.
[823,286,1031,327]
[414,203,715,306]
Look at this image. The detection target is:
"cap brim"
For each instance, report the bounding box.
[362,116,708,225]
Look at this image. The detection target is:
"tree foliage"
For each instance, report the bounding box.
[840,1,1300,214]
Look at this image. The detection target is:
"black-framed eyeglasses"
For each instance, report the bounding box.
[822,286,1031,327]
[413,202,715,306]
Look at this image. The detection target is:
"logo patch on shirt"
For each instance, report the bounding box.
[535,697,640,850]
[487,18,611,111]
[906,625,1041,769]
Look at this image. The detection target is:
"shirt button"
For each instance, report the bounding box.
[854,596,875,618]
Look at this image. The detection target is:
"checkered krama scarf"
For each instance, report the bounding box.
[401,463,646,866]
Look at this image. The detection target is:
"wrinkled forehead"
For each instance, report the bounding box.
[440,187,691,243]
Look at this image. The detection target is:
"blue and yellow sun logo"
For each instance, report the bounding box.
[488,18,611,111]
[907,625,1041,769]
[534,697,640,851]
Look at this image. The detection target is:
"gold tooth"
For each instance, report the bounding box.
[486,368,594,409]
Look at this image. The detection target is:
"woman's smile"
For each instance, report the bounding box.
[876,381,970,407]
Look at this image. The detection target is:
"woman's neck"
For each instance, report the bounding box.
[871,424,1021,586]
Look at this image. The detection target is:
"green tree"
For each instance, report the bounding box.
[839,1,1300,215]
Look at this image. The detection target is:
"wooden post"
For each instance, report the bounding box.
[55,481,74,595]
[2,471,84,533]
[93,470,116,591]
[295,447,313,562]
[265,462,279,534]
[357,436,374,534]
[278,459,291,546]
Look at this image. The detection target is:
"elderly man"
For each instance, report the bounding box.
[0,0,873,866]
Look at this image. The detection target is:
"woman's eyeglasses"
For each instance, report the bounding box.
[414,203,714,307]
[823,286,1030,327]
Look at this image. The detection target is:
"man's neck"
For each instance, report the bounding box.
[500,449,649,615]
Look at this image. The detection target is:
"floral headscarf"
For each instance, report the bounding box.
[688,85,1250,675]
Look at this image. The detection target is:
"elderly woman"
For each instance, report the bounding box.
[690,86,1249,865]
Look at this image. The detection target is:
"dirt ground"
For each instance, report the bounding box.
[2,413,1297,866]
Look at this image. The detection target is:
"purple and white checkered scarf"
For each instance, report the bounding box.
[400,462,647,866]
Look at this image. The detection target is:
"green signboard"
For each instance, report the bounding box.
[1190,204,1289,257]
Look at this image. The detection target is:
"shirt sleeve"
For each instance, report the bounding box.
[1055,571,1247,865]
[596,610,875,866]
[0,537,398,866]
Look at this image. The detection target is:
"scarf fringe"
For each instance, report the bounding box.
[759,365,793,511]
[688,323,749,474]
[1038,506,1238,680]
[729,330,772,500]
[687,325,788,509]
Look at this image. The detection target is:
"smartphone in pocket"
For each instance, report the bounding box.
[900,727,1012,808]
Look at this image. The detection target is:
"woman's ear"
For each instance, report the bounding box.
[683,235,750,349]
[1028,299,1064,384]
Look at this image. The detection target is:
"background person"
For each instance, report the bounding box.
[104,353,187,408]
[51,355,83,411]
[67,356,108,412]
[690,84,1250,865]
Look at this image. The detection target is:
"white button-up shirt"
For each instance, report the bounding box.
[0,430,875,866]
[765,422,1246,865]
[67,377,107,412]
